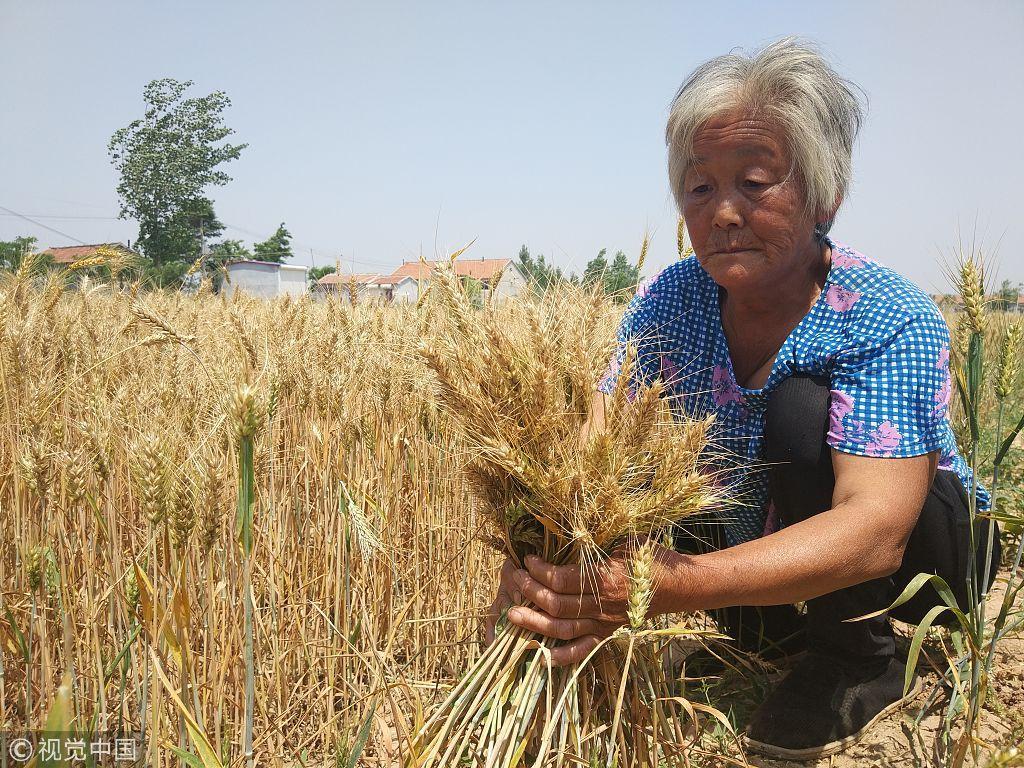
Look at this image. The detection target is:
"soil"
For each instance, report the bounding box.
[741,578,1024,768]
[362,571,1024,767]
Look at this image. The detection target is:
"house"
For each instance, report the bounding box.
[315,258,524,304]
[40,242,134,265]
[223,260,309,299]
[387,257,526,302]
[314,272,419,302]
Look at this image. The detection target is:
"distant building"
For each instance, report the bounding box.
[224,260,309,299]
[388,257,526,302]
[315,272,420,303]
[316,258,524,304]
[40,242,135,265]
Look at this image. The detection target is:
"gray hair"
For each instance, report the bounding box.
[666,37,865,239]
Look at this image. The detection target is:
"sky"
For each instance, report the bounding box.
[1,1,1022,291]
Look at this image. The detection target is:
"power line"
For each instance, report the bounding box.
[0,213,122,221]
[0,205,400,270]
[0,205,88,244]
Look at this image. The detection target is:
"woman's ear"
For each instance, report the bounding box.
[822,193,844,226]
[813,193,844,240]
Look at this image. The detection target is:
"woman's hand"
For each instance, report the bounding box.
[483,558,522,644]
[505,548,675,666]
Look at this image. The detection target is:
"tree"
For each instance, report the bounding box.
[515,245,572,293]
[152,197,225,264]
[209,238,251,261]
[996,279,1021,311]
[582,248,609,289]
[108,78,246,267]
[583,248,639,303]
[308,264,336,290]
[253,223,293,263]
[0,235,39,271]
[606,250,640,301]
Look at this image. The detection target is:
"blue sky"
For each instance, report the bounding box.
[1,1,1021,290]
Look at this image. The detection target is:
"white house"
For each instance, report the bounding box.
[386,258,526,302]
[315,272,420,303]
[224,260,309,299]
[312,258,526,304]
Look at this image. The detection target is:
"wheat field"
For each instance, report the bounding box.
[0,268,626,766]
[2,261,1022,767]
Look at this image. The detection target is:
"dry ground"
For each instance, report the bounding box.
[736,578,1024,768]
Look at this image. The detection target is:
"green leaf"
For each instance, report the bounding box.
[168,746,205,768]
[236,437,255,556]
[903,604,949,695]
[342,695,378,768]
[149,648,225,768]
[847,572,969,630]
[995,411,1024,467]
[3,602,29,662]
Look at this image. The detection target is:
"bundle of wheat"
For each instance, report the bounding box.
[411,263,726,767]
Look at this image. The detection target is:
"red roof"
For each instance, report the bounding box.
[40,243,126,264]
[389,258,513,282]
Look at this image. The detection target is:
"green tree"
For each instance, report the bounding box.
[583,248,639,302]
[308,264,336,290]
[197,238,252,292]
[155,197,225,263]
[606,250,640,301]
[209,238,251,261]
[582,248,609,289]
[515,245,571,293]
[253,223,293,263]
[108,78,246,267]
[0,235,39,271]
[996,279,1021,311]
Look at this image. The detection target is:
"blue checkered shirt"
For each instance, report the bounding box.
[597,237,989,547]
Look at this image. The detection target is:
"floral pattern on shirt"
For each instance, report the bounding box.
[597,238,989,546]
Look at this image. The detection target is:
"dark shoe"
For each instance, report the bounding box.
[742,651,922,760]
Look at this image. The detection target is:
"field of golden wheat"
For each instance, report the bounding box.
[1,259,1022,768]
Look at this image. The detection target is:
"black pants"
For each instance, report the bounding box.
[676,374,1001,660]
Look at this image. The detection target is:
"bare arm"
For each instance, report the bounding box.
[653,449,937,612]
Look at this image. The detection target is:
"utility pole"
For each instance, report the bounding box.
[199,218,209,259]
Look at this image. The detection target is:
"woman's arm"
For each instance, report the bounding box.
[655,449,937,610]
[505,448,937,665]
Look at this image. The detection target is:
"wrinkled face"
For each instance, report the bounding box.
[680,109,822,293]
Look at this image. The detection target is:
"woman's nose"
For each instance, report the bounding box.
[711,192,745,230]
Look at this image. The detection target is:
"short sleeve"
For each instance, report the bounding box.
[827,309,951,458]
[596,275,667,397]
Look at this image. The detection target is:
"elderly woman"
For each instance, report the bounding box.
[485,38,999,760]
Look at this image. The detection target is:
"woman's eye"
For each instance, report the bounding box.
[744,179,767,189]
[691,184,710,194]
